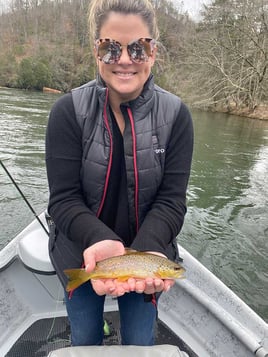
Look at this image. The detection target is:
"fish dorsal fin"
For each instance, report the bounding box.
[124,248,138,254]
[124,249,155,256]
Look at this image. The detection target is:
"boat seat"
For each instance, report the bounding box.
[47,345,189,357]
[18,227,55,274]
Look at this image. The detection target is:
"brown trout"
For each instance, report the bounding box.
[64,251,185,292]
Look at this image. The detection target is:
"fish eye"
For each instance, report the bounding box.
[174,266,182,270]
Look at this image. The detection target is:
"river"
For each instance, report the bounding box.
[0,87,267,322]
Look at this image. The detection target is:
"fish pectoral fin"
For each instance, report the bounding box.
[154,272,162,279]
[115,276,131,282]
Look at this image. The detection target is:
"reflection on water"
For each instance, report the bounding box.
[179,111,268,321]
[0,88,268,321]
[0,88,58,245]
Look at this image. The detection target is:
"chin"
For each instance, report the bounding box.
[112,84,143,101]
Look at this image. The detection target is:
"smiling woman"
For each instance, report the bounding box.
[45,0,194,347]
[94,12,157,120]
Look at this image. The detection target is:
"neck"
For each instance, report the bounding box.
[109,102,125,134]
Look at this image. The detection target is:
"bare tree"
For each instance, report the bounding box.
[186,0,268,111]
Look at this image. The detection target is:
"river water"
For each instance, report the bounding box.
[0,87,268,322]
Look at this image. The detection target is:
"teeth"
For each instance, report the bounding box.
[116,72,134,76]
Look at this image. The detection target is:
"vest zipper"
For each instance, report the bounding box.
[96,89,113,218]
[127,107,139,233]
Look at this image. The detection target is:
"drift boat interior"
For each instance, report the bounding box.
[0,212,267,357]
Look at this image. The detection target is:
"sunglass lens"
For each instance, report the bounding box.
[98,40,121,64]
[128,39,151,63]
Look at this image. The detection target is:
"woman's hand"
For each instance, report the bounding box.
[90,277,175,297]
[83,239,125,271]
[84,245,175,296]
[83,240,125,296]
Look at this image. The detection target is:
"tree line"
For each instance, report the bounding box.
[0,0,267,114]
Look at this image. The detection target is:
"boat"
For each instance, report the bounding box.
[42,87,62,94]
[0,212,267,357]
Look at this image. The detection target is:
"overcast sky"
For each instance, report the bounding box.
[176,0,212,18]
[0,0,212,20]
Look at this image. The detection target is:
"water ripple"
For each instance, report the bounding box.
[1,90,268,322]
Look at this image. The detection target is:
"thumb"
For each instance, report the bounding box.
[83,249,96,272]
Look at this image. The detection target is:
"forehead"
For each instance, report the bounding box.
[99,12,151,41]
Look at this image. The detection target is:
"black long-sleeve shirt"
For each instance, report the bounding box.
[46,92,193,271]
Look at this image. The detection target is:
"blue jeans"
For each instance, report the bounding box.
[64,282,158,346]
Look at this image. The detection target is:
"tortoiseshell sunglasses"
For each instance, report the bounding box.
[95,38,156,64]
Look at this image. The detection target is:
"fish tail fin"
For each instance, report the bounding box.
[64,268,91,292]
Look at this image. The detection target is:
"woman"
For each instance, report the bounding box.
[46,0,193,347]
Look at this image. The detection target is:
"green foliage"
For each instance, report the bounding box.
[0,0,193,94]
[34,60,52,90]
[13,45,25,57]
[17,58,35,89]
[17,57,52,90]
[0,0,266,114]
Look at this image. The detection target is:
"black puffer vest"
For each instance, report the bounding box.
[71,74,181,238]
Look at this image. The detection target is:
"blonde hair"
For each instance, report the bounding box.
[88,0,159,44]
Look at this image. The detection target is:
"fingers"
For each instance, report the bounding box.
[127,278,136,292]
[163,279,175,292]
[135,278,175,294]
[91,278,175,297]
[91,279,107,295]
[84,251,96,272]
[146,251,167,258]
[135,280,146,294]
[91,279,129,296]
[136,278,166,294]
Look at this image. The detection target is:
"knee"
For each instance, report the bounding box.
[71,326,104,346]
[120,322,155,346]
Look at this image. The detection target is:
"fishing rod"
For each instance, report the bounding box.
[0,159,49,236]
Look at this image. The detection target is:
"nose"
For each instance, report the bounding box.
[117,45,133,64]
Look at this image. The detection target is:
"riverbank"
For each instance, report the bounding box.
[1,85,268,120]
[209,104,268,121]
[233,105,268,120]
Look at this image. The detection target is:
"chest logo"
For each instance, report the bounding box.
[154,148,165,154]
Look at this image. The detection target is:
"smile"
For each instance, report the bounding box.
[113,71,137,77]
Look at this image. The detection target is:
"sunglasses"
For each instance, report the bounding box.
[95,38,156,64]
